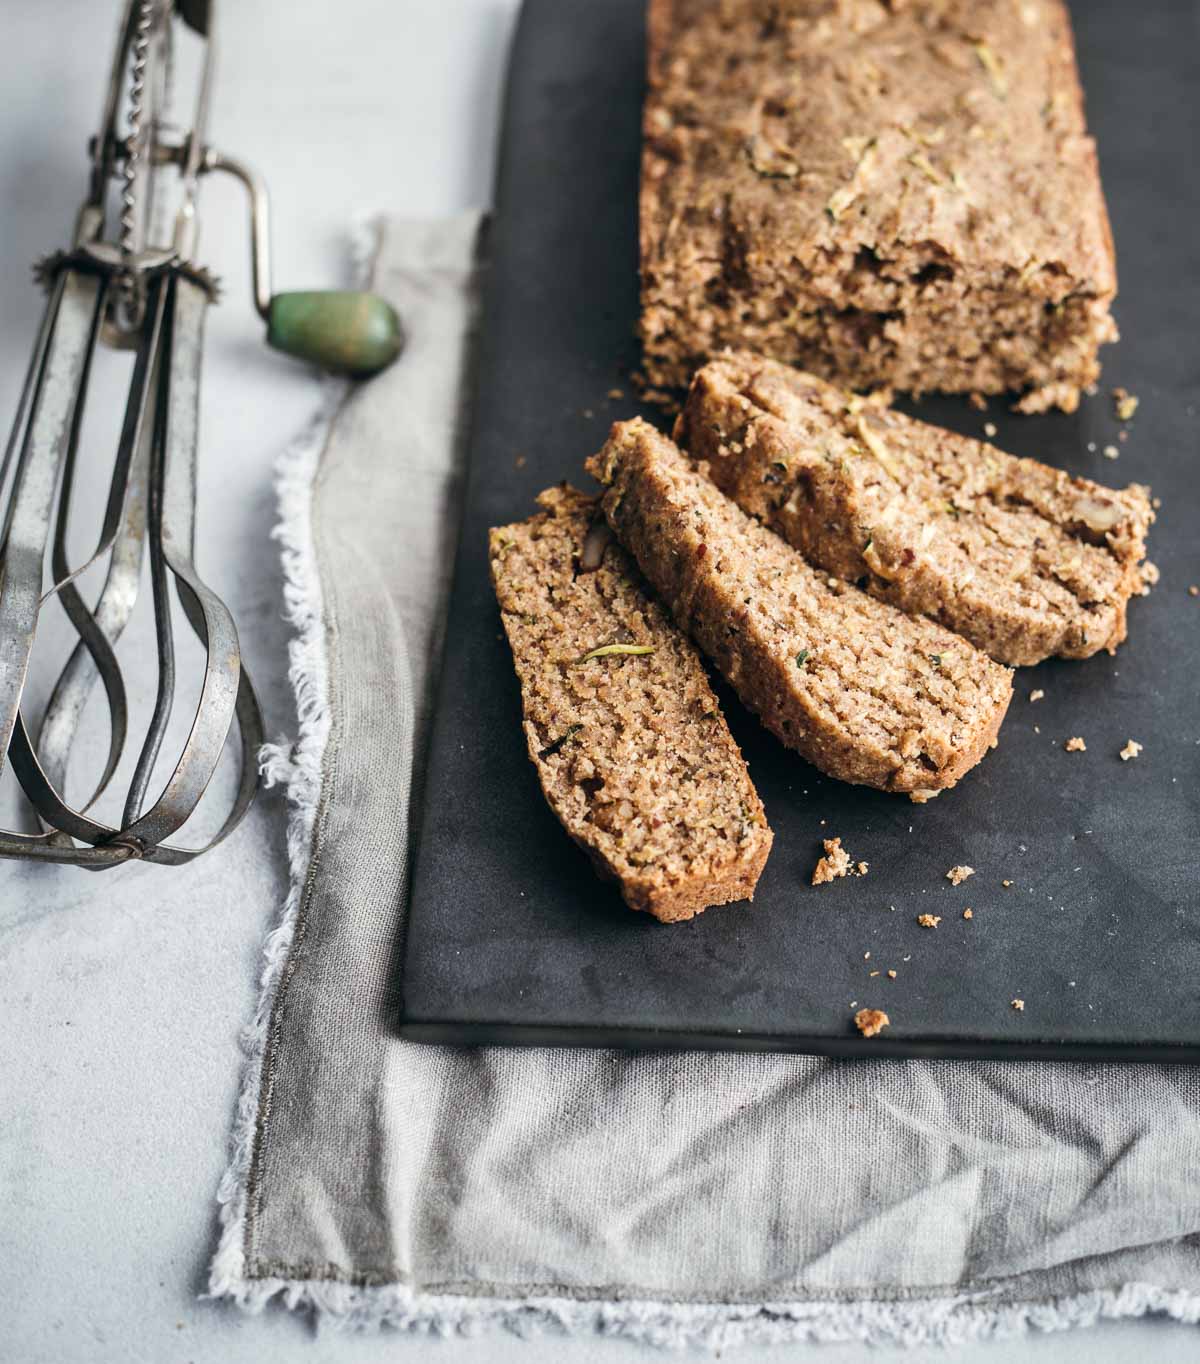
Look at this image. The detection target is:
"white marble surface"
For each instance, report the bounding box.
[0,3,1195,1360]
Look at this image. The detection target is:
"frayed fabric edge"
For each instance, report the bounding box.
[216,1271,1200,1348]
[207,364,345,1304]
[208,216,383,1311]
[207,217,1200,1346]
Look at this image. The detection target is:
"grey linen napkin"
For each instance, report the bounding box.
[210,213,1200,1346]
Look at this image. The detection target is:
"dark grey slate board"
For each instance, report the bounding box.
[399,0,1200,1060]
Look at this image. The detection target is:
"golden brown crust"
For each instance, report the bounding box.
[588,420,1013,797]
[640,0,1117,410]
[675,352,1153,665]
[489,484,772,923]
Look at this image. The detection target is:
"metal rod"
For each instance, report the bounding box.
[201,148,272,319]
[122,299,176,828]
[0,272,106,765]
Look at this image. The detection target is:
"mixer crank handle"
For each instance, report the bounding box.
[199,147,402,378]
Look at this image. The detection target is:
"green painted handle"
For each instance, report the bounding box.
[266,291,403,377]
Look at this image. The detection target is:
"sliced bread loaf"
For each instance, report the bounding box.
[587,421,1013,799]
[675,352,1153,666]
[489,484,772,922]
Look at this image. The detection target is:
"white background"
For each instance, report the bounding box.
[0,2,1195,1361]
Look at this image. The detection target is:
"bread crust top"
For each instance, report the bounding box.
[642,0,1115,306]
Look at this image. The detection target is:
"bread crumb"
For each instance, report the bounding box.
[963,908,974,919]
[983,421,997,437]
[514,453,527,469]
[969,392,987,411]
[1189,585,1199,597]
[1139,561,1160,596]
[1002,879,1013,888]
[1029,688,1044,702]
[864,952,871,959]
[1119,739,1143,761]
[869,969,880,976]
[812,837,851,885]
[917,913,941,928]
[1011,998,1025,1012]
[1112,387,1139,421]
[607,387,625,400]
[854,1007,890,1038]
[887,969,897,979]
[856,861,869,876]
[1102,444,1119,460]
[1065,736,1087,752]
[946,864,975,886]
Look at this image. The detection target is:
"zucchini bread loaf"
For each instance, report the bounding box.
[587,420,1013,798]
[676,352,1153,665]
[489,485,772,922]
[640,0,1116,411]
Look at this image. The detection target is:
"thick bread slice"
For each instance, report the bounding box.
[676,352,1153,666]
[587,421,1013,799]
[489,484,772,922]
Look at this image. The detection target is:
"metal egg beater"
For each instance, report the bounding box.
[0,0,400,867]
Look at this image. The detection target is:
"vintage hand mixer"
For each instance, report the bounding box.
[0,0,400,868]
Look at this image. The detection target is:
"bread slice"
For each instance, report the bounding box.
[586,421,1013,799]
[675,353,1153,666]
[489,485,772,922]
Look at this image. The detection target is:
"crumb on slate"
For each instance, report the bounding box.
[1002,879,1013,888]
[854,1007,890,1038]
[1065,736,1087,752]
[1029,688,1044,702]
[1113,387,1139,421]
[963,908,974,919]
[917,913,941,928]
[1011,998,1025,1012]
[1119,739,1143,762]
[887,969,897,979]
[946,864,975,886]
[1102,445,1119,460]
[812,837,867,885]
[984,422,997,437]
